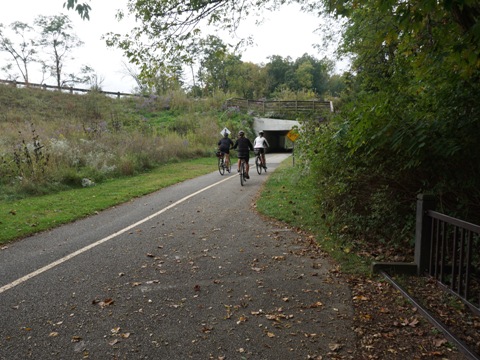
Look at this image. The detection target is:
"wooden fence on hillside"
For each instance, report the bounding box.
[0,79,136,98]
[225,98,334,119]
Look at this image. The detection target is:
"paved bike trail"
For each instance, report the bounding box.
[0,153,355,359]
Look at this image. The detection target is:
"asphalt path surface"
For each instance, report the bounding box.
[0,154,355,359]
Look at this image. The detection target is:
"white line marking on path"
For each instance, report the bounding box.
[0,175,235,295]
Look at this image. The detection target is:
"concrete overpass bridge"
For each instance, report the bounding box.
[253,117,300,152]
[224,98,334,152]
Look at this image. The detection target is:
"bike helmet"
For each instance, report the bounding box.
[238,130,245,136]
[259,131,264,135]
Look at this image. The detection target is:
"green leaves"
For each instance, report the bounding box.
[63,0,91,20]
[295,0,480,247]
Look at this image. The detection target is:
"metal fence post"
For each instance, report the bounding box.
[414,194,436,275]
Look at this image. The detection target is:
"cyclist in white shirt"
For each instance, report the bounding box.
[253,131,270,170]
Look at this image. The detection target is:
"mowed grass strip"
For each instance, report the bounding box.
[256,161,369,275]
[0,157,216,244]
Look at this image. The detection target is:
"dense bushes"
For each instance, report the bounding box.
[296,0,480,256]
[298,80,480,256]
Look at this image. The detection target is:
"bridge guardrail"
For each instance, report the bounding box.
[0,79,137,98]
[225,98,334,118]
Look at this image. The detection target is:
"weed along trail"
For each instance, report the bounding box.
[0,153,355,359]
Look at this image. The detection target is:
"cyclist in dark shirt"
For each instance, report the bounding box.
[232,130,254,179]
[217,132,234,172]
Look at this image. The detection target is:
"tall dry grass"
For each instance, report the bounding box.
[0,85,249,199]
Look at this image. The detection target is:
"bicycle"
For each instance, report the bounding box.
[254,149,263,175]
[216,151,230,175]
[239,158,248,186]
[225,154,232,173]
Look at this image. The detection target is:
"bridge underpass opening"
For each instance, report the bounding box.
[262,130,293,153]
[253,117,299,153]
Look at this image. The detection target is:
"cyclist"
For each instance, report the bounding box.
[253,131,270,170]
[233,130,254,179]
[217,131,234,172]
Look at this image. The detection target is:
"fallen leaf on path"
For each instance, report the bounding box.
[237,315,248,324]
[329,343,343,351]
[433,338,448,347]
[92,298,115,308]
[201,326,213,333]
[304,301,323,309]
[251,310,264,315]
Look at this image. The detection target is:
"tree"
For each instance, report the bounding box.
[265,55,293,94]
[0,22,37,83]
[64,0,91,20]
[149,63,184,95]
[34,14,84,88]
[64,65,104,90]
[103,0,273,80]
[325,73,346,97]
[295,60,314,90]
[195,36,242,95]
[263,54,333,97]
[120,61,146,94]
[228,61,268,99]
[293,54,333,95]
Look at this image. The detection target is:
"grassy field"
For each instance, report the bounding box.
[0,158,216,244]
[0,85,252,203]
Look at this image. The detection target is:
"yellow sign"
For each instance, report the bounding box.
[286,129,299,142]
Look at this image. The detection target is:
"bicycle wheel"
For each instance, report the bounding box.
[240,160,245,186]
[255,155,263,175]
[218,157,225,175]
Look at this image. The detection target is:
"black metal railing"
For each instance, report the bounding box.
[372,195,480,359]
[427,210,480,314]
[373,194,480,315]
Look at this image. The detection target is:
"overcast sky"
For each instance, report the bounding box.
[0,1,340,93]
